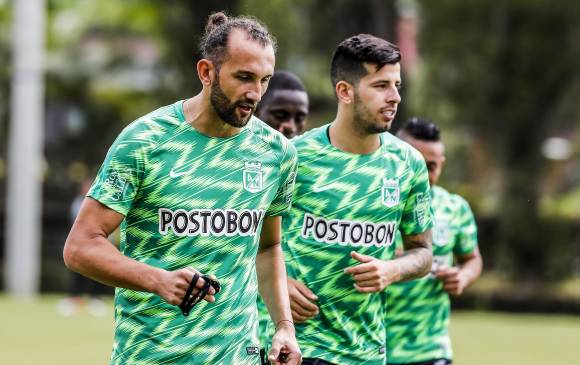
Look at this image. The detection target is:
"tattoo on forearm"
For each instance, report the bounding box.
[398,232,432,281]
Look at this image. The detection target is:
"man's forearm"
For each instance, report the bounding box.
[397,231,433,281]
[458,251,483,287]
[64,231,162,294]
[256,244,293,325]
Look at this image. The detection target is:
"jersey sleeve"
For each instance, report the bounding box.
[87,122,149,216]
[452,197,478,256]
[266,142,298,216]
[399,149,434,236]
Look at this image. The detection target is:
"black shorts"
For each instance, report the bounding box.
[301,358,337,365]
[390,359,452,365]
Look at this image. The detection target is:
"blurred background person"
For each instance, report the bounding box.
[386,117,483,365]
[255,70,309,139]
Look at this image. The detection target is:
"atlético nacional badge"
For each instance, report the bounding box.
[243,161,263,193]
[381,178,400,207]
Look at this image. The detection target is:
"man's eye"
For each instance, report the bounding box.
[273,111,289,119]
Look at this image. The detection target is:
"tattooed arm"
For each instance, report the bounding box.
[345,230,432,292]
[397,230,433,281]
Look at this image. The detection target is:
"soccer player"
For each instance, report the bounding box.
[63,12,301,365]
[255,70,309,364]
[386,117,483,365]
[283,35,434,365]
[255,70,309,139]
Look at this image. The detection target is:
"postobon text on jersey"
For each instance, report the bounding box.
[301,213,396,247]
[158,208,265,237]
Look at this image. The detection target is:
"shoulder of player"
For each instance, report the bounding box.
[290,124,329,152]
[449,192,473,213]
[246,116,297,162]
[118,102,182,149]
[438,187,473,213]
[383,132,426,170]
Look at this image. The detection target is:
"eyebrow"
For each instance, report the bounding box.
[370,80,402,85]
[233,70,273,79]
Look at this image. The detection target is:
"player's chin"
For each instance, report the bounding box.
[368,121,391,134]
[226,116,252,128]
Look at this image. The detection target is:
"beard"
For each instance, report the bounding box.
[210,75,255,128]
[353,92,392,135]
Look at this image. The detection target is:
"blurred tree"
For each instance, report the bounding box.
[413,0,580,281]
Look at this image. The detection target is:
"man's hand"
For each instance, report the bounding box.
[344,251,400,293]
[155,268,217,305]
[268,321,302,365]
[435,266,468,296]
[287,278,319,322]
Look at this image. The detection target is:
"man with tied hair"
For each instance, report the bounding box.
[255,70,309,139]
[64,12,301,365]
[386,117,482,365]
[281,34,433,365]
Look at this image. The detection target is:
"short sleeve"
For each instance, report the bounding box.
[399,150,434,236]
[87,122,148,216]
[452,197,478,256]
[266,143,298,216]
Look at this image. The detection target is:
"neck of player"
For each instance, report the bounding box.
[329,110,381,155]
[183,94,243,138]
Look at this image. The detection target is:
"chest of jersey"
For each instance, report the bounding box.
[288,148,415,249]
[139,130,280,208]
[125,129,283,244]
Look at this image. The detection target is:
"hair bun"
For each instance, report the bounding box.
[205,12,228,34]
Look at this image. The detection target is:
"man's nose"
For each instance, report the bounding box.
[279,120,297,137]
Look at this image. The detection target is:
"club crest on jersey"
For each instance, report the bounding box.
[381,178,400,207]
[243,161,263,193]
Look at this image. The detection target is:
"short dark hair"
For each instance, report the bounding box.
[258,71,306,110]
[200,11,277,68]
[398,117,441,141]
[330,34,401,88]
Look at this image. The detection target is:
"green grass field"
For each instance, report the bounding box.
[1,295,579,364]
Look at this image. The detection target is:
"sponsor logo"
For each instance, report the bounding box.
[381,178,400,207]
[158,208,265,237]
[301,213,396,247]
[243,161,263,193]
[169,164,193,178]
[414,192,430,226]
[104,172,128,201]
[246,347,260,356]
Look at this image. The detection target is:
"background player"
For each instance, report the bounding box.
[64,12,301,365]
[255,70,309,139]
[282,34,434,365]
[386,117,483,365]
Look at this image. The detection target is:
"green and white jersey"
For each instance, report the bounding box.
[88,100,297,365]
[385,185,478,364]
[279,124,432,364]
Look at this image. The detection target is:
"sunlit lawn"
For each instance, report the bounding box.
[1,295,579,365]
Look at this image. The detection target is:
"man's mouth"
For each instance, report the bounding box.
[381,108,396,120]
[237,103,255,114]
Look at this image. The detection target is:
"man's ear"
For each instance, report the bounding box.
[197,59,216,86]
[335,80,354,104]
